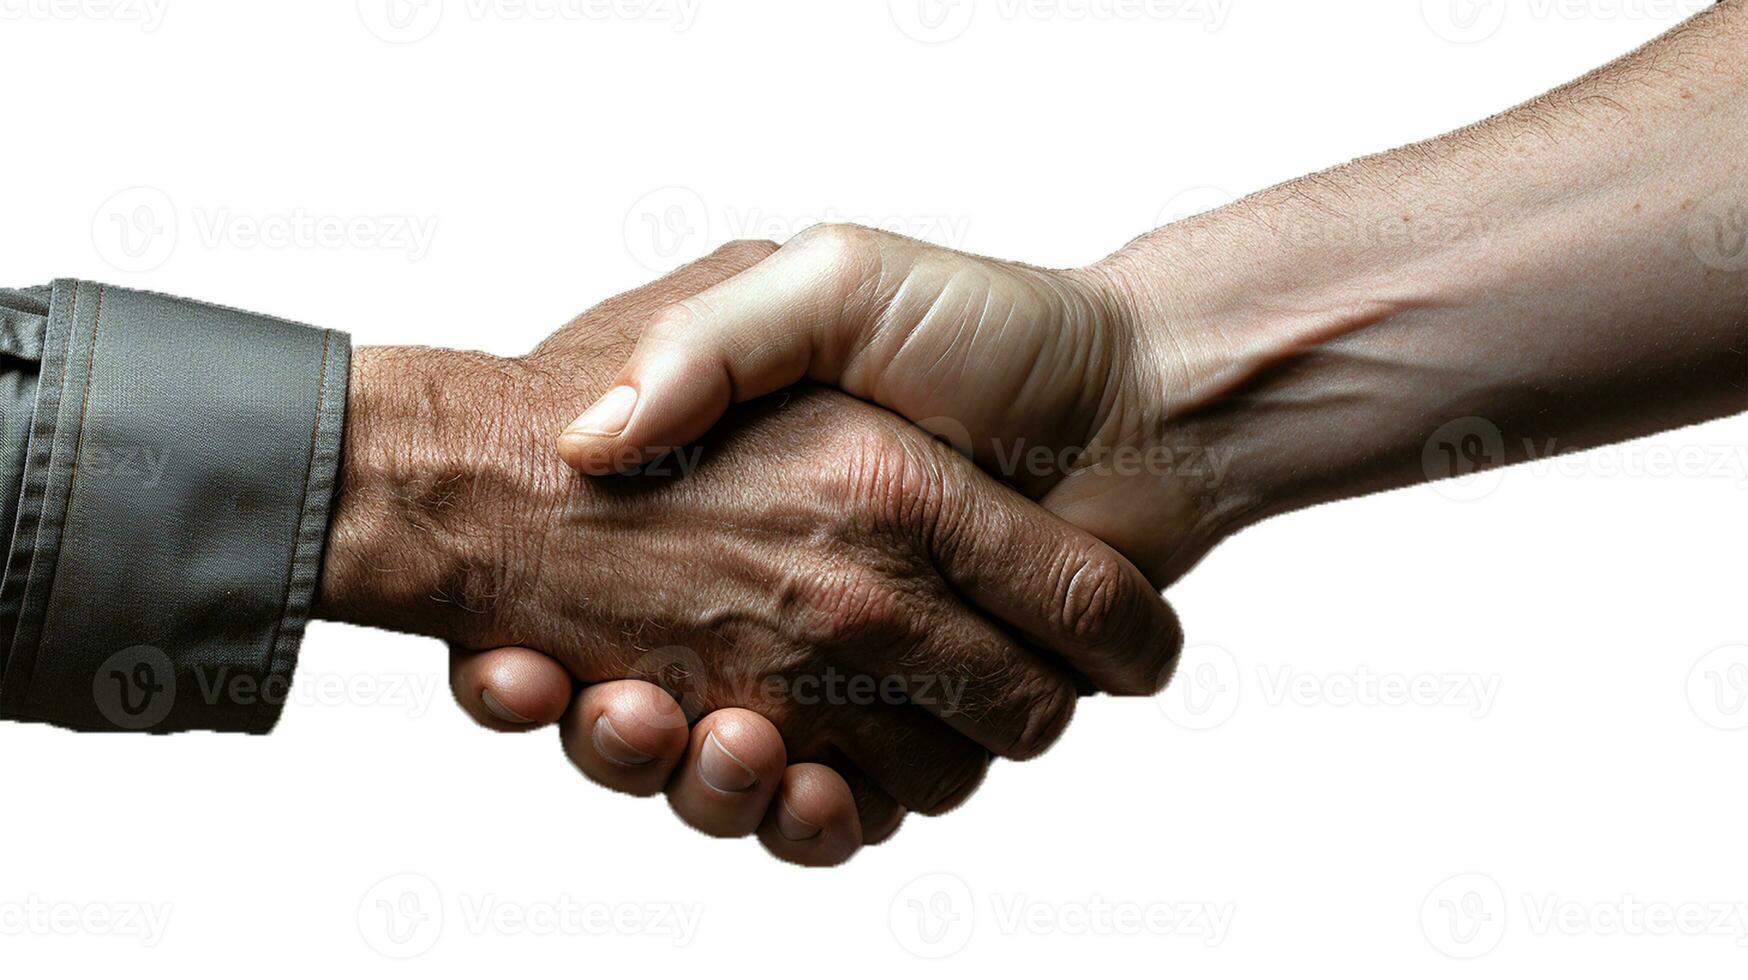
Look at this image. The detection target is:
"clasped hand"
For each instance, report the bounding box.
[322,235,1194,867]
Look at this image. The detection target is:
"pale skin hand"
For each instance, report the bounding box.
[320,243,1180,867]
[467,2,1748,864]
[554,1,1748,588]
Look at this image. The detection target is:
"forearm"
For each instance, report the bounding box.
[315,346,561,647]
[1106,2,1747,529]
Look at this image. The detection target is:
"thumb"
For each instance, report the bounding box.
[557,225,890,474]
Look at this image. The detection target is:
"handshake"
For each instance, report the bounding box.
[314,10,1748,863]
[320,231,1208,867]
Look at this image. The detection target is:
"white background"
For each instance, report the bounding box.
[2,0,1745,975]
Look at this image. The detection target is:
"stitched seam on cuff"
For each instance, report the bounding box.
[15,285,106,710]
[252,329,345,732]
[0,285,75,700]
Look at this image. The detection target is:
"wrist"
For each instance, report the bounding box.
[1085,211,1455,537]
[315,345,555,646]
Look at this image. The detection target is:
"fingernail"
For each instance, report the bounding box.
[592,715,655,766]
[776,802,821,841]
[480,688,534,725]
[697,732,757,793]
[565,385,638,437]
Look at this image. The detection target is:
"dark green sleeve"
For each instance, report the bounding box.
[0,280,350,733]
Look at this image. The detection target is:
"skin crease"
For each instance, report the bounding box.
[318,243,1181,867]
[489,3,1746,864]
[560,2,1748,586]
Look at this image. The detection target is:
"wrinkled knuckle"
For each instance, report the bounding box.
[789,223,884,285]
[832,428,946,539]
[1057,550,1136,654]
[788,566,908,650]
[791,222,875,259]
[1003,675,1077,761]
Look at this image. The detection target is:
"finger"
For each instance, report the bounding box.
[558,226,889,474]
[560,680,691,797]
[927,443,1184,697]
[757,763,862,868]
[449,645,573,731]
[666,708,787,838]
[834,758,907,846]
[831,705,991,815]
[873,590,1081,762]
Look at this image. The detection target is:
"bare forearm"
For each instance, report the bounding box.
[1107,1,1748,528]
[316,346,571,646]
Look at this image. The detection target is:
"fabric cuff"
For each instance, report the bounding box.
[0,280,349,732]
